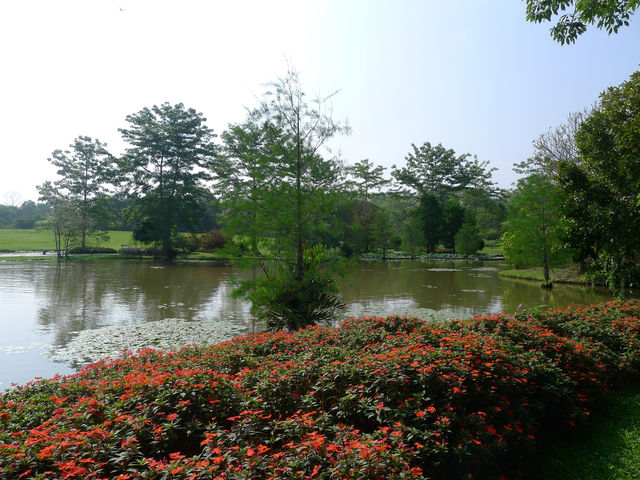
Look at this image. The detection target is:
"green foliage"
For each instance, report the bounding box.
[118,103,218,261]
[45,136,114,248]
[392,141,495,199]
[371,208,397,259]
[502,175,569,283]
[441,200,466,249]
[417,192,443,252]
[345,158,389,203]
[528,385,640,480]
[197,228,228,252]
[525,0,639,44]
[216,119,277,254]
[36,181,82,257]
[236,245,346,331]
[559,70,640,294]
[455,210,484,257]
[220,68,348,277]
[68,246,117,254]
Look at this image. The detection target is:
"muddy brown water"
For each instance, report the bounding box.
[0,258,613,390]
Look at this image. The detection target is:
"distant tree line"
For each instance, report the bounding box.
[16,70,504,263]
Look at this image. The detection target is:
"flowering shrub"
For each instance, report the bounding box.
[1,300,639,479]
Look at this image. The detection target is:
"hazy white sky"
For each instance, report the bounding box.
[1,0,639,202]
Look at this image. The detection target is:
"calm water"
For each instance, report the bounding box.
[0,258,613,390]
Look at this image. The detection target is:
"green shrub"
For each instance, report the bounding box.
[198,229,228,252]
[68,246,118,254]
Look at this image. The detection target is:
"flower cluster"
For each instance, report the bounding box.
[1,299,639,479]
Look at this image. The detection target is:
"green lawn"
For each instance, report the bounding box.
[479,239,503,256]
[0,229,135,252]
[499,263,591,285]
[527,385,640,479]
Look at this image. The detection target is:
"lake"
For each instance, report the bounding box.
[0,258,613,390]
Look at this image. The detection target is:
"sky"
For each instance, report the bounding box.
[1,0,639,203]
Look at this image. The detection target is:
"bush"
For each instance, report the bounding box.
[1,300,640,479]
[120,246,158,256]
[68,246,118,254]
[198,229,228,252]
[176,233,200,253]
[235,245,346,331]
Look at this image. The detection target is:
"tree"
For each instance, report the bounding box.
[455,210,485,258]
[230,68,349,330]
[417,192,443,252]
[525,0,639,44]
[440,200,466,250]
[345,159,389,204]
[216,119,277,254]
[559,70,640,293]
[501,175,569,286]
[514,109,589,179]
[392,142,495,200]
[45,136,113,248]
[3,191,22,208]
[371,208,396,260]
[37,181,82,258]
[343,159,389,252]
[248,68,348,279]
[118,103,217,261]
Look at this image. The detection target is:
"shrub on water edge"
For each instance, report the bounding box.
[1,300,639,479]
[197,229,228,252]
[68,246,118,254]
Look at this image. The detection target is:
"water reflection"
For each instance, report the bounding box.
[342,260,614,318]
[0,258,615,389]
[33,260,257,349]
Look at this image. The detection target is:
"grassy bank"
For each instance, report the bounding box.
[0,228,135,252]
[528,384,640,479]
[499,263,591,285]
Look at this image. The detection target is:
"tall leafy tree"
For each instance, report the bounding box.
[455,210,485,258]
[344,159,389,252]
[392,142,495,200]
[371,208,396,260]
[251,68,349,279]
[118,103,217,261]
[417,192,443,253]
[216,119,276,254]
[502,175,569,286]
[559,70,640,293]
[441,200,466,250]
[525,0,638,44]
[37,181,81,258]
[232,68,349,330]
[45,136,113,248]
[345,158,389,204]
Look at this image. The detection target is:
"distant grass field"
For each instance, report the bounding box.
[478,239,503,256]
[0,229,135,252]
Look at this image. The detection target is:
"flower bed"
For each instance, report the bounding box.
[1,299,639,479]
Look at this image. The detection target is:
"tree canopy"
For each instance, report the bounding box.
[44,136,113,248]
[559,70,640,292]
[392,142,495,199]
[502,174,569,284]
[525,0,639,44]
[118,103,217,260]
